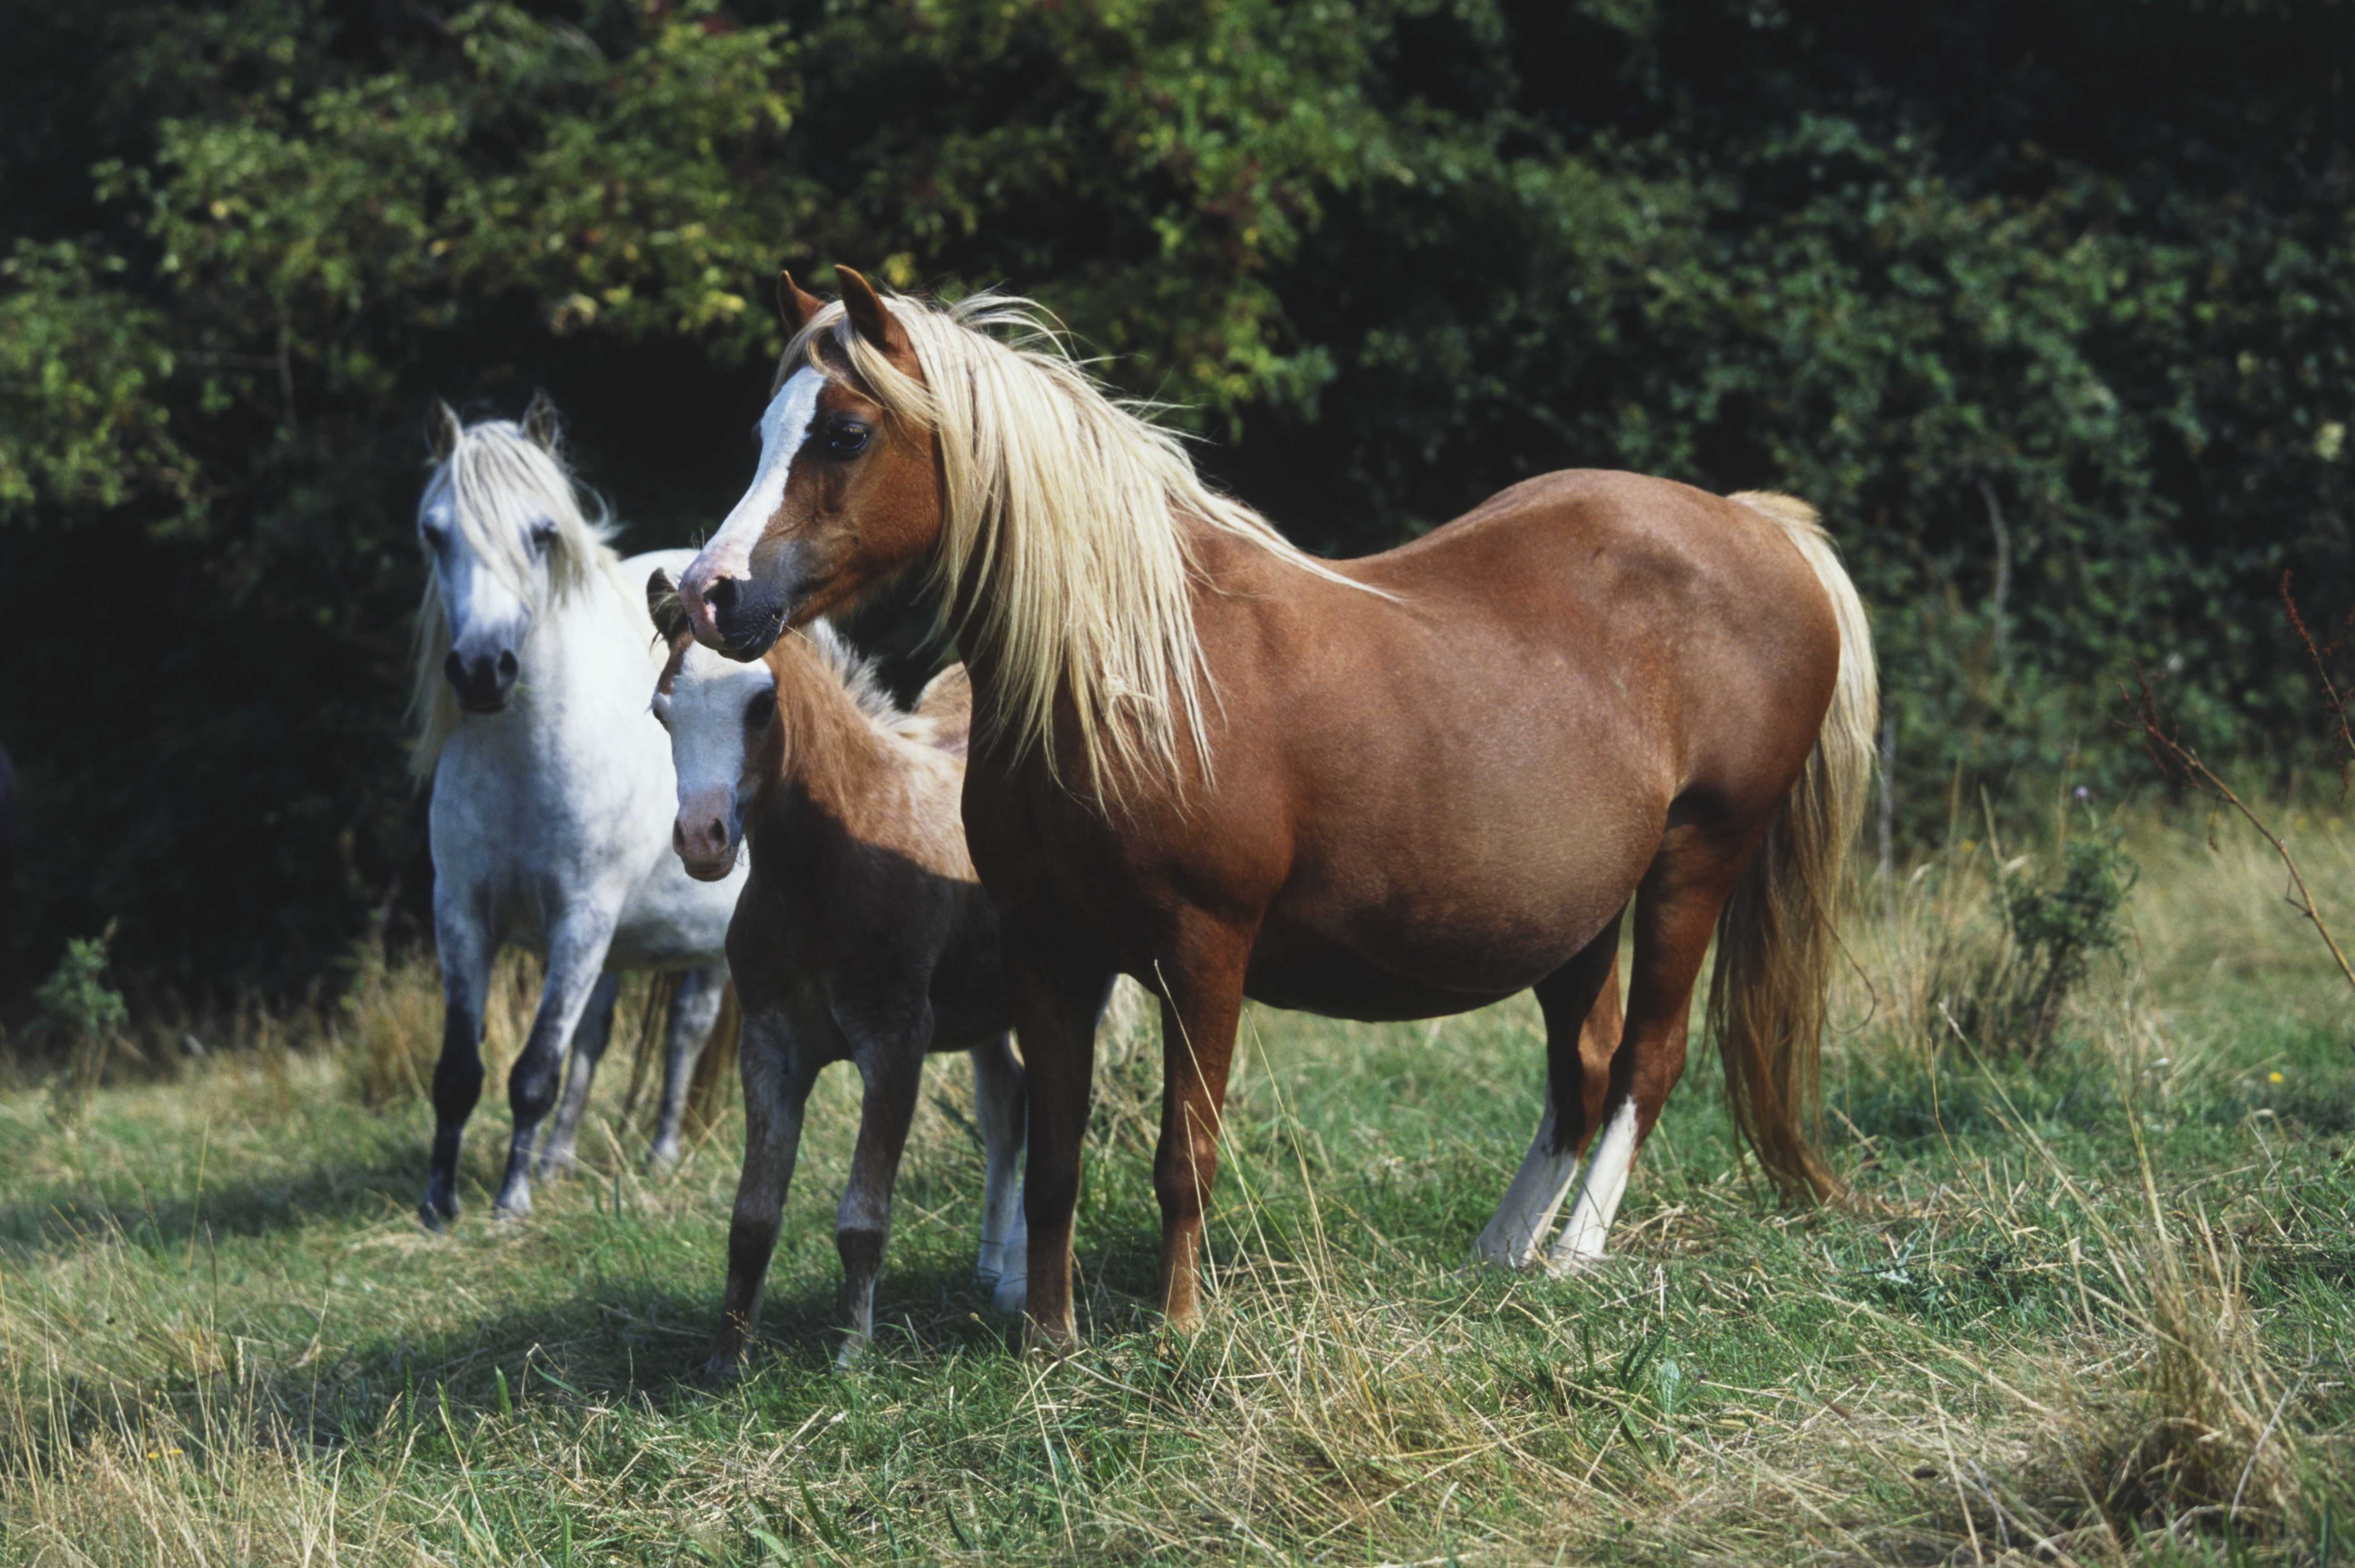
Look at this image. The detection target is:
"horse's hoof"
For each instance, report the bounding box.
[644,1141,683,1172]
[1470,1236,1545,1272]
[418,1187,459,1231]
[989,1273,1028,1319]
[491,1190,531,1222]
[1545,1249,1611,1279]
[694,1352,745,1386]
[533,1148,578,1182]
[832,1336,870,1371]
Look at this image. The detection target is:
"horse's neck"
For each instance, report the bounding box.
[755,646,899,823]
[514,576,649,725]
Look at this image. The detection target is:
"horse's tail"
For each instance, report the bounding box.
[1712,492,1877,1204]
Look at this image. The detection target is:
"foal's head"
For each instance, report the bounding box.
[677,270,947,659]
[649,574,777,881]
[649,568,907,879]
[411,393,615,768]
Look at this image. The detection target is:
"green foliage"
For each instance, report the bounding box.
[0,0,2350,993]
[30,924,128,1049]
[29,920,128,1122]
[2002,828,2137,1057]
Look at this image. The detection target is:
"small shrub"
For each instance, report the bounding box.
[1934,825,2136,1060]
[34,920,128,1122]
[2002,831,2137,1057]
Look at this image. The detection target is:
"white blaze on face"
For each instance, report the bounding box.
[421,487,530,654]
[652,641,778,872]
[680,367,827,636]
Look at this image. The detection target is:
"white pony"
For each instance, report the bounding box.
[411,392,746,1226]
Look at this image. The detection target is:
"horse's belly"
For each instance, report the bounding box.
[1242,884,1619,1023]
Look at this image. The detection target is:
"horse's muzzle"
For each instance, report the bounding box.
[700,574,791,662]
[446,647,518,712]
[672,802,741,882]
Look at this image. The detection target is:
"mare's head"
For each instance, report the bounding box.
[677,266,1366,805]
[648,570,776,880]
[410,393,616,776]
[677,270,942,659]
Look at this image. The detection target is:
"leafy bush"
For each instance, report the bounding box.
[2,0,2349,997]
[30,921,128,1120]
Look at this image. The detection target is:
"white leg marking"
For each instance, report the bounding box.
[989,1191,1030,1319]
[1473,1102,1586,1269]
[1548,1096,1640,1270]
[969,1040,1026,1284]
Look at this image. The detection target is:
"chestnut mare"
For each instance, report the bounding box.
[679,272,1876,1348]
[646,574,1026,1370]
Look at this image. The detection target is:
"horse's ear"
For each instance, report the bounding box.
[833,266,907,353]
[777,269,826,335]
[427,400,461,462]
[647,568,691,644]
[521,389,561,453]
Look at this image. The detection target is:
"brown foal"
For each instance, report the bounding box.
[647,573,1023,1370]
[676,272,1877,1349]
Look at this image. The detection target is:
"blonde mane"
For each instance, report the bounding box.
[408,417,631,782]
[780,289,1382,807]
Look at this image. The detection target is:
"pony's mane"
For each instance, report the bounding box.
[779,288,1382,807]
[794,620,901,728]
[409,417,629,782]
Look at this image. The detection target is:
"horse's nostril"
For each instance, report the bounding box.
[673,820,688,855]
[496,651,517,678]
[444,650,465,683]
[706,577,739,612]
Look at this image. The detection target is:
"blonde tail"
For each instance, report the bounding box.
[1712,493,1878,1203]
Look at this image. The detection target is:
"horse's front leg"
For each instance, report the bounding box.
[1150,918,1255,1334]
[537,971,621,1179]
[648,962,731,1168]
[494,926,619,1219]
[705,1008,820,1379]
[421,899,495,1229]
[1005,945,1115,1352]
[831,997,935,1366]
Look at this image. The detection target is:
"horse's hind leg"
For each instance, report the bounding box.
[421,905,495,1229]
[1474,910,1623,1268]
[1547,824,1759,1271]
[648,963,730,1168]
[494,928,619,1219]
[969,1035,1027,1292]
[537,972,621,1179]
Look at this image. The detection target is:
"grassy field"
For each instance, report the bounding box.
[2,810,2350,1565]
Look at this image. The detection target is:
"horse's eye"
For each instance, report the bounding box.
[420,522,446,551]
[822,418,871,458]
[744,694,772,731]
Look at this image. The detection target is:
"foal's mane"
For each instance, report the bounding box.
[409,416,629,782]
[781,289,1379,807]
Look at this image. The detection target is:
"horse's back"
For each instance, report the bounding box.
[1070,469,1848,1015]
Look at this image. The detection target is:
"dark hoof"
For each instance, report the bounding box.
[418,1189,459,1231]
[695,1350,746,1386]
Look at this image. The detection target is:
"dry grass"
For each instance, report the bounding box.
[1,808,2349,1565]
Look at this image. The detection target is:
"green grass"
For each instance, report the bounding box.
[2,814,2351,1565]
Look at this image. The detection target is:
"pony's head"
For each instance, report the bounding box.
[678,269,1365,805]
[648,567,898,878]
[409,392,618,778]
[649,569,774,880]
